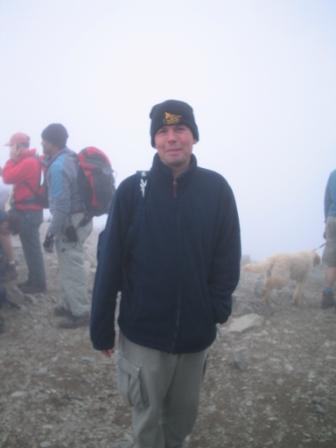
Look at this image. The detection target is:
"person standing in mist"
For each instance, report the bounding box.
[321,169,336,308]
[90,99,241,448]
[41,123,92,329]
[2,132,46,293]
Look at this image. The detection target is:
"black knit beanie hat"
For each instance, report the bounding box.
[41,123,69,149]
[149,99,199,147]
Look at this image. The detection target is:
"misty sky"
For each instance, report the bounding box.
[1,0,335,260]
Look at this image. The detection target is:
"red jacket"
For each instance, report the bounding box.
[2,149,43,211]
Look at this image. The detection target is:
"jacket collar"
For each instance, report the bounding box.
[151,153,197,182]
[46,147,73,167]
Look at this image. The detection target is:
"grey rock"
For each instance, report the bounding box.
[231,350,249,370]
[11,391,27,398]
[226,313,264,333]
[81,356,96,363]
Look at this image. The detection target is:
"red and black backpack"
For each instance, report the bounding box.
[77,146,116,217]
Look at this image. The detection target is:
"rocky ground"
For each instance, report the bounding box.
[0,227,335,448]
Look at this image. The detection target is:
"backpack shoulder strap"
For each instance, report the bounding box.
[125,170,149,230]
[13,155,47,206]
[120,171,149,265]
[136,170,149,198]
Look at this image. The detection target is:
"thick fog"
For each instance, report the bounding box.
[1,0,335,260]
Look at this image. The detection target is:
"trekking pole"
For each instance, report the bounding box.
[313,242,326,251]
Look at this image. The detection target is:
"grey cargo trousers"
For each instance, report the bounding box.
[117,332,208,448]
[55,213,92,317]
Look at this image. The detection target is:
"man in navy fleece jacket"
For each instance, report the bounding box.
[91,99,241,448]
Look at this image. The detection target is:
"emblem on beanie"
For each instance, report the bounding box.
[163,112,182,125]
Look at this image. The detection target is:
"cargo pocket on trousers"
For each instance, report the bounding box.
[117,355,148,408]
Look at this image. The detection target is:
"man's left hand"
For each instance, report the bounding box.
[43,233,54,252]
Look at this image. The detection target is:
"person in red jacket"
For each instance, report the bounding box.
[2,132,47,294]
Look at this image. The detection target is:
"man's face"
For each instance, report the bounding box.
[9,144,22,161]
[154,124,195,172]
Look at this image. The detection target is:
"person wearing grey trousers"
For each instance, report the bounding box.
[91,100,241,448]
[41,123,92,329]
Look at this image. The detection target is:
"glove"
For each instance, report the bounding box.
[43,233,54,253]
[64,225,78,242]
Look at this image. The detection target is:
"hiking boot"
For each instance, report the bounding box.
[53,305,72,318]
[321,290,335,309]
[57,313,90,329]
[19,284,46,294]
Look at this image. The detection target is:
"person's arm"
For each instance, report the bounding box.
[90,183,128,353]
[208,181,241,324]
[2,158,31,185]
[46,160,72,236]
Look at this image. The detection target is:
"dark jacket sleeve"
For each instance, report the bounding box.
[90,183,128,350]
[209,181,241,324]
